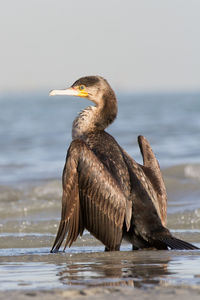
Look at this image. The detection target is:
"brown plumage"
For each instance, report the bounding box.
[49,75,198,252]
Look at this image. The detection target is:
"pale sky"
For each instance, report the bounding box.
[1,0,200,92]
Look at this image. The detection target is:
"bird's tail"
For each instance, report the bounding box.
[154,236,199,250]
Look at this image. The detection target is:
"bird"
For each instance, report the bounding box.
[49,75,198,252]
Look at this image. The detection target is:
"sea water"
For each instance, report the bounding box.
[0,91,200,290]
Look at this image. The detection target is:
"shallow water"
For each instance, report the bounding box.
[0,245,200,291]
[0,92,200,291]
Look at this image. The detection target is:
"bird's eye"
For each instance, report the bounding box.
[79,85,85,91]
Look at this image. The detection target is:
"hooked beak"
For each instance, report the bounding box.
[49,87,88,98]
[49,87,79,97]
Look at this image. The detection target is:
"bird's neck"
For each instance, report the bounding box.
[72,90,117,139]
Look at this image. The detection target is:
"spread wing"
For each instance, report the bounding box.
[120,135,167,228]
[51,142,82,252]
[137,135,167,225]
[121,136,199,250]
[51,139,131,252]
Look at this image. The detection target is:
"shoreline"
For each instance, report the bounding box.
[1,285,200,300]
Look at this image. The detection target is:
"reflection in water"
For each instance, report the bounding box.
[57,252,171,288]
[0,248,200,291]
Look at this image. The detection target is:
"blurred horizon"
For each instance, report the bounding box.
[1,0,200,93]
[1,88,200,97]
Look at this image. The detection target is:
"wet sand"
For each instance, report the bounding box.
[0,244,200,300]
[0,284,200,300]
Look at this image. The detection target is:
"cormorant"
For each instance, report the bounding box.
[49,76,198,252]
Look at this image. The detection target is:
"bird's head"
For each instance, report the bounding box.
[49,75,115,106]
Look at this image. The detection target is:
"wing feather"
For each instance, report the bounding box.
[137,135,167,225]
[51,143,82,252]
[76,141,132,250]
[51,139,131,252]
[121,141,166,226]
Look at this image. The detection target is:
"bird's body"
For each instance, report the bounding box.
[50,76,198,252]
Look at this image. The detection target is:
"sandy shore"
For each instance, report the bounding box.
[0,286,200,300]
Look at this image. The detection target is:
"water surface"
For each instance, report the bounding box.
[0,92,200,291]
